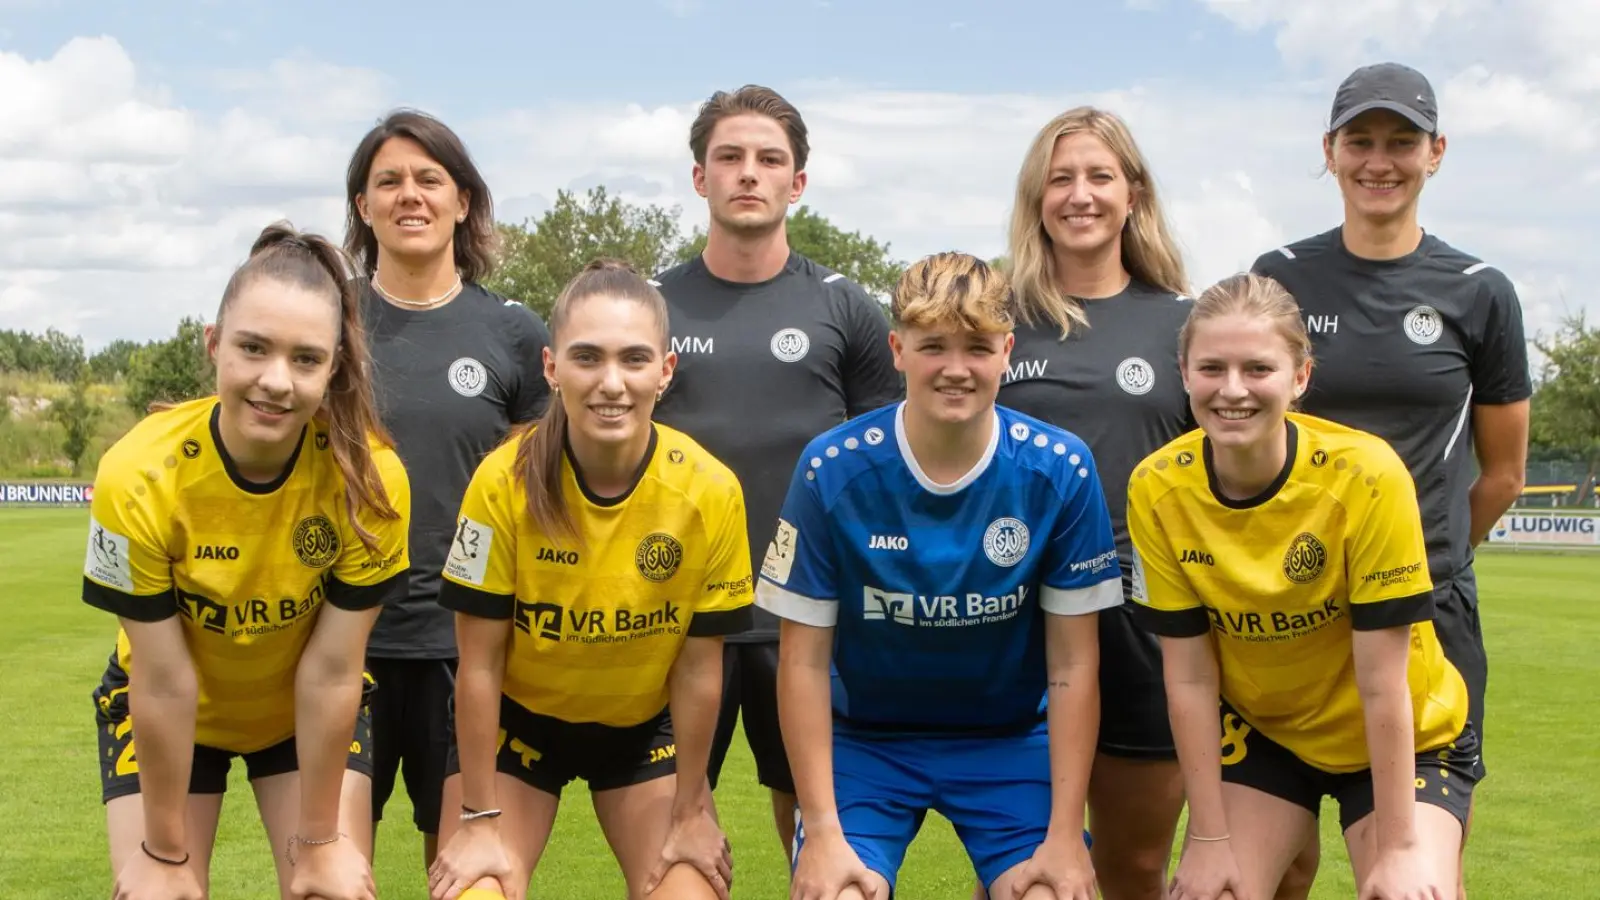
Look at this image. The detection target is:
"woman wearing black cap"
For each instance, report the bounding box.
[1251,61,1531,899]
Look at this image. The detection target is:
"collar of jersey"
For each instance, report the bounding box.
[893,401,1000,496]
[1202,418,1300,510]
[563,424,660,508]
[210,400,306,495]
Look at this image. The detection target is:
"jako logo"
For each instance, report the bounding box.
[868,535,908,551]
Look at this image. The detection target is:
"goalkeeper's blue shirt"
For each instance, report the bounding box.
[754,402,1122,732]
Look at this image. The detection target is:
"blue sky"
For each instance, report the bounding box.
[3,0,1597,350]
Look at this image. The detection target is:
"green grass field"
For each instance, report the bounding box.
[2,507,1596,898]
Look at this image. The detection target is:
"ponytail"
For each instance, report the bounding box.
[512,258,668,550]
[220,222,400,552]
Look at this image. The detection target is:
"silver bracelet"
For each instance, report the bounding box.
[285,831,344,865]
[461,806,503,822]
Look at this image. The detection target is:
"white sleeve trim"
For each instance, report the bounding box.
[1041,579,1123,616]
[756,580,839,626]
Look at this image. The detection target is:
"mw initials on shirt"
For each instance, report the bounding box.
[1004,359,1048,383]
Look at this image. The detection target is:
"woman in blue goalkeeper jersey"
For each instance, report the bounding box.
[757,253,1122,900]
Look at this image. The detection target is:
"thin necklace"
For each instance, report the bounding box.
[372,271,463,309]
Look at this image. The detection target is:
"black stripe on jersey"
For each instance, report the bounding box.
[1131,603,1211,638]
[1204,420,1299,510]
[566,426,659,508]
[82,578,178,622]
[1350,590,1433,631]
[209,402,305,495]
[687,606,753,637]
[437,580,515,620]
[326,571,407,612]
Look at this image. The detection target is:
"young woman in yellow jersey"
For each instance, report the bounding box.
[1126,273,1477,900]
[84,224,412,900]
[427,261,753,900]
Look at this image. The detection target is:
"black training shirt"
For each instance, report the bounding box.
[1253,228,1531,586]
[652,252,903,643]
[363,283,551,658]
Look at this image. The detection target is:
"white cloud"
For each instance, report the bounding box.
[2,9,1595,357]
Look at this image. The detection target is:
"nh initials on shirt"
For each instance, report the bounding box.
[1306,315,1339,334]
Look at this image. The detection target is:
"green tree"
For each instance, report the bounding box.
[1530,313,1600,503]
[42,328,86,382]
[51,369,99,475]
[485,187,693,318]
[89,339,143,383]
[677,206,906,298]
[126,317,211,413]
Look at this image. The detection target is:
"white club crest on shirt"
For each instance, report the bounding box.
[770,328,810,362]
[982,517,1030,568]
[1116,357,1154,395]
[863,427,885,446]
[1403,305,1443,345]
[447,357,488,397]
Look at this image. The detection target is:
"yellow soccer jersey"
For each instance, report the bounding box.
[1126,413,1467,773]
[439,424,754,728]
[82,397,411,754]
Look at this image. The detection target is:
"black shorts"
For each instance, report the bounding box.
[1432,572,1488,776]
[445,695,677,797]
[1096,602,1176,759]
[93,653,375,803]
[368,656,456,833]
[707,641,794,794]
[1216,702,1479,833]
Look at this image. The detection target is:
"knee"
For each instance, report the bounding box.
[459,876,507,898]
[1092,841,1172,898]
[1272,840,1320,900]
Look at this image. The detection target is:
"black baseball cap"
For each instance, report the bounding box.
[1329,62,1438,133]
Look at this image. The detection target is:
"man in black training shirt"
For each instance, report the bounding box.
[1252,64,1532,786]
[344,110,551,870]
[652,85,902,855]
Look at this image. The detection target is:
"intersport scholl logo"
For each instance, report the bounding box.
[862,583,1031,628]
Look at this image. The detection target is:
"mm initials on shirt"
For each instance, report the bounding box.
[671,336,714,355]
[862,583,1029,628]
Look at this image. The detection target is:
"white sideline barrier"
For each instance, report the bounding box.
[1485,511,1599,550]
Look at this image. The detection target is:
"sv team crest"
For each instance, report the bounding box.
[1403,306,1443,345]
[983,517,1030,568]
[1116,357,1155,395]
[292,515,340,568]
[635,532,684,582]
[1282,532,1327,584]
[448,357,488,397]
[770,328,810,363]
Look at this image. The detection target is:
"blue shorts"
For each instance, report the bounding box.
[794,719,1059,894]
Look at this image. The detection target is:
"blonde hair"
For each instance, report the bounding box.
[1179,273,1313,370]
[892,252,1014,334]
[1007,107,1190,338]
